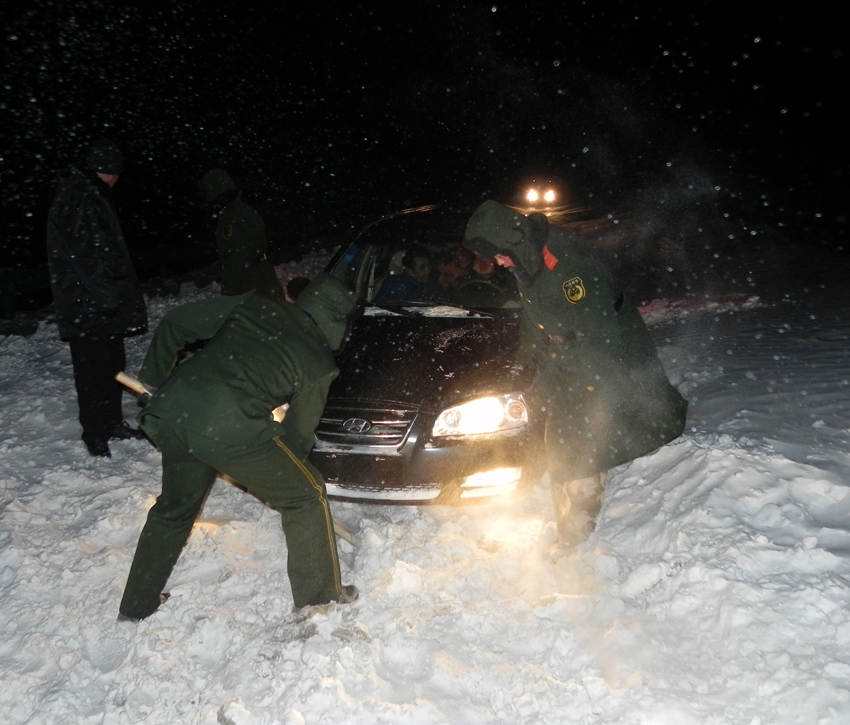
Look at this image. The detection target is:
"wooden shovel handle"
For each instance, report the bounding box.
[115,371,151,396]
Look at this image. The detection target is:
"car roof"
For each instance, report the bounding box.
[350,204,470,250]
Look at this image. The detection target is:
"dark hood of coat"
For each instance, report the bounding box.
[200,168,238,205]
[295,273,359,352]
[463,200,548,277]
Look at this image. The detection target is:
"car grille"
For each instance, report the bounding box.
[326,482,441,501]
[314,400,420,448]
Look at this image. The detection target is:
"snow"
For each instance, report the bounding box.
[2,252,850,725]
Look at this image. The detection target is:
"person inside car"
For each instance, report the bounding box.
[444,250,516,307]
[435,246,474,288]
[375,246,442,303]
[469,256,515,289]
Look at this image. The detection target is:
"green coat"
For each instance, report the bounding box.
[465,201,688,479]
[139,274,356,453]
[199,169,283,298]
[213,194,283,298]
[122,274,357,617]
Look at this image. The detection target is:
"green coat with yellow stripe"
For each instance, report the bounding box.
[464,201,688,480]
[138,274,356,454]
[120,274,358,615]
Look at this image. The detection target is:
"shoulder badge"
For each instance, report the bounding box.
[542,245,559,270]
[222,224,234,241]
[563,277,586,304]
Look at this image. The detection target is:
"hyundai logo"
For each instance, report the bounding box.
[342,417,373,433]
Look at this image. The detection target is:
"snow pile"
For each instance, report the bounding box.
[636,293,766,325]
[273,252,335,292]
[2,263,850,724]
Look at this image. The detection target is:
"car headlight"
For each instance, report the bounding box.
[524,182,558,207]
[432,394,529,437]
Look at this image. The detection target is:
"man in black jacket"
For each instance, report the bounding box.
[46,140,148,458]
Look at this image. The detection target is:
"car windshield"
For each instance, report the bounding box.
[328,207,519,311]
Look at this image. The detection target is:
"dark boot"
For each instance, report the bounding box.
[110,421,147,440]
[337,584,359,604]
[84,438,111,458]
[117,593,170,622]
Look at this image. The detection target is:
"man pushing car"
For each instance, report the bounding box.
[119,274,360,620]
[463,200,688,546]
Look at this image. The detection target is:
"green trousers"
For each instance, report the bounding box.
[119,415,342,619]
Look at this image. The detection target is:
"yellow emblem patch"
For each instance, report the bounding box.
[563,277,586,304]
[222,224,234,241]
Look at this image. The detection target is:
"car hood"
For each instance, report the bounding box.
[330,307,531,411]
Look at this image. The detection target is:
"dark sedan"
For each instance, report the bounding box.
[309,205,545,504]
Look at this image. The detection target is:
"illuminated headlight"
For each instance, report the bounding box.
[525,185,557,206]
[432,394,528,437]
[460,467,522,498]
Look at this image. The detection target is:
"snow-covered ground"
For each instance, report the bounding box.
[2,248,850,725]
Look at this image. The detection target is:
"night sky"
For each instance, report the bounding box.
[2,1,847,278]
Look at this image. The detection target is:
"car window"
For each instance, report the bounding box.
[330,209,519,310]
[328,246,364,290]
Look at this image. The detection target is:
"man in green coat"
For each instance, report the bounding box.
[200,168,284,299]
[119,274,359,620]
[464,200,687,545]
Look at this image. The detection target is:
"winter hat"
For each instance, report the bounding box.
[87,140,123,175]
[461,235,500,263]
[200,168,238,204]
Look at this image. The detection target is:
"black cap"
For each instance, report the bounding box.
[461,236,500,263]
[87,140,123,175]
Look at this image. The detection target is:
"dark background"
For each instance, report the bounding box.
[1,1,847,300]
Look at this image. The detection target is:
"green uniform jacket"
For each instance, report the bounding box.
[138,275,354,453]
[465,201,688,479]
[214,194,283,298]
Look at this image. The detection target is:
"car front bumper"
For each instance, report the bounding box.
[310,424,545,505]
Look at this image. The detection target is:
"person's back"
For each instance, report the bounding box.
[142,291,335,449]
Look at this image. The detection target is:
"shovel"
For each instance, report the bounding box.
[115,373,359,548]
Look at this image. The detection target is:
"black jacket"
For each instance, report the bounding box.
[46,170,147,339]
